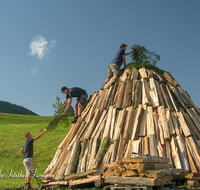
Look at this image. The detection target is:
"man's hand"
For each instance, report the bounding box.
[44,129,48,133]
[64,109,68,115]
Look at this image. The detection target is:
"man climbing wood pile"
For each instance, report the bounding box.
[60,86,88,123]
[101,43,134,89]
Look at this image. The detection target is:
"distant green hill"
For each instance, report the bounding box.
[0,100,38,115]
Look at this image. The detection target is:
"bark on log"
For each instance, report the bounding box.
[113,109,127,141]
[84,109,101,140]
[187,180,200,187]
[123,106,134,139]
[147,106,155,136]
[115,81,126,110]
[91,109,107,139]
[165,108,175,136]
[122,155,170,163]
[186,136,200,171]
[120,69,132,81]
[149,134,158,157]
[157,141,165,157]
[122,80,133,108]
[64,170,97,181]
[131,67,139,80]
[154,80,165,106]
[139,106,147,137]
[110,107,116,140]
[141,78,151,105]
[176,111,191,137]
[139,68,148,79]
[103,106,113,138]
[142,136,149,155]
[108,81,119,107]
[103,85,113,110]
[163,72,179,87]
[176,135,190,172]
[171,112,180,136]
[110,139,119,163]
[96,143,114,175]
[149,78,160,108]
[160,83,175,111]
[132,80,142,108]
[104,176,172,186]
[186,108,200,132]
[157,106,170,140]
[69,140,81,174]
[165,140,173,166]
[131,105,144,140]
[69,175,100,188]
[185,143,198,173]
[170,136,182,169]
[95,137,109,169]
[140,168,183,179]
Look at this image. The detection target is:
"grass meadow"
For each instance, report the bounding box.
[0,113,72,189]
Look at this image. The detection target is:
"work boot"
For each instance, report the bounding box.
[24,184,33,190]
[71,116,78,123]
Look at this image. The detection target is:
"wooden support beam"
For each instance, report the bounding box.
[104,176,172,186]
[69,175,100,188]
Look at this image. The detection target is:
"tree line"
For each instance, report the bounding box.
[0,100,38,115]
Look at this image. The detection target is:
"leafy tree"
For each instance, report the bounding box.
[43,96,75,131]
[130,44,160,66]
[122,44,167,75]
[52,96,74,116]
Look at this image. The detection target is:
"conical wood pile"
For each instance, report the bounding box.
[43,67,200,187]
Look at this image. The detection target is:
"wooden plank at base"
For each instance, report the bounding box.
[122,156,170,163]
[139,168,183,179]
[103,176,172,186]
[64,170,97,181]
[49,181,68,185]
[69,175,100,188]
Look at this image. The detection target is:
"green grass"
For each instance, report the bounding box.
[0,113,73,189]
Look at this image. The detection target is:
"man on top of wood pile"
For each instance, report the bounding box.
[61,86,88,123]
[101,43,134,89]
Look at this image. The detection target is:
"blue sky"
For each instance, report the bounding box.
[0,1,200,116]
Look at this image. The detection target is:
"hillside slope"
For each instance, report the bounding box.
[0,100,38,115]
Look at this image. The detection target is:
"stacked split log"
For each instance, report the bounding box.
[43,67,200,188]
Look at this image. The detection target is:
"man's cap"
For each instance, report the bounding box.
[119,43,128,48]
[61,86,67,93]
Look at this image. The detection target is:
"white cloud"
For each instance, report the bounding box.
[31,67,37,75]
[29,35,56,59]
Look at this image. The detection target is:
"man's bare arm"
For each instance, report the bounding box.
[20,148,25,156]
[125,50,134,56]
[64,98,72,114]
[122,55,126,67]
[34,129,48,142]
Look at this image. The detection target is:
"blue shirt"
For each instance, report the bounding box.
[111,48,125,67]
[22,138,34,158]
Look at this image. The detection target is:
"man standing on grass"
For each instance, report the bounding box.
[20,129,47,190]
[61,86,88,124]
[101,43,134,89]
